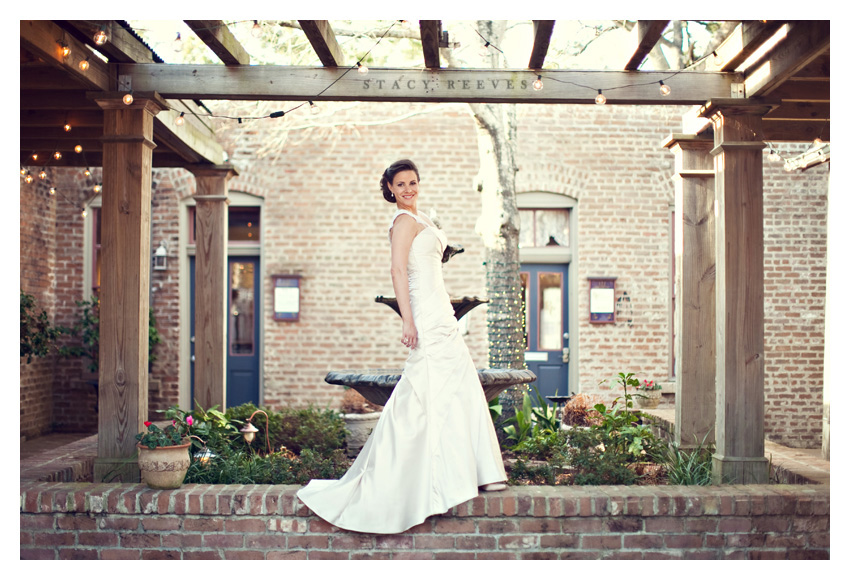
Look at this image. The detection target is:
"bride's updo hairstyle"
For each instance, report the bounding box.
[380,159,420,203]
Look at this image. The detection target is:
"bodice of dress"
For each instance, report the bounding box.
[388,209,452,331]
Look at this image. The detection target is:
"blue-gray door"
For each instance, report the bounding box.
[190,256,260,408]
[520,263,570,400]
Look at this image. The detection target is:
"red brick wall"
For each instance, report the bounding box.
[19,481,829,560]
[20,176,58,438]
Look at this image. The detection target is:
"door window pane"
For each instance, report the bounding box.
[536,209,569,247]
[229,262,255,355]
[519,210,535,248]
[538,272,563,350]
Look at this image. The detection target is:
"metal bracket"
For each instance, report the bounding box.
[730,83,744,98]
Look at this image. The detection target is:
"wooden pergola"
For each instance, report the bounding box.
[20,20,830,483]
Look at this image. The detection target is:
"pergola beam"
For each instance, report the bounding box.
[59,20,157,64]
[419,20,442,69]
[20,20,112,91]
[298,20,344,67]
[120,64,742,105]
[624,20,669,71]
[699,20,784,72]
[745,21,830,98]
[528,20,555,69]
[185,20,250,65]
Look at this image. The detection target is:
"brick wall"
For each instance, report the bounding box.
[20,176,58,438]
[19,482,829,560]
[20,101,829,448]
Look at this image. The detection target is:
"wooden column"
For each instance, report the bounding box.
[700,99,775,484]
[91,92,167,482]
[189,165,237,411]
[664,134,716,448]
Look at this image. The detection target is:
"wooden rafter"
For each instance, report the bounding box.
[744,21,830,98]
[20,20,111,91]
[528,20,555,70]
[298,20,344,67]
[185,20,250,65]
[419,20,442,69]
[624,20,669,70]
[59,20,157,64]
[699,20,784,72]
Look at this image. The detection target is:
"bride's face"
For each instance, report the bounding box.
[388,170,419,210]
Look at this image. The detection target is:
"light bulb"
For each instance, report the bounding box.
[61,44,71,58]
[595,90,607,105]
[175,112,185,126]
[20,168,27,176]
[38,169,47,179]
[54,151,62,160]
[357,62,368,75]
[532,75,543,91]
[251,21,262,38]
[658,81,671,96]
[81,209,87,218]
[84,168,91,177]
[94,184,102,193]
[49,187,56,195]
[309,101,320,115]
[768,149,781,162]
[64,123,72,132]
[123,93,134,105]
[32,153,38,161]
[173,32,183,52]
[25,173,33,184]
[79,59,89,71]
[75,145,83,153]
[93,29,108,46]
[813,137,823,146]
[713,51,722,66]
[400,20,412,30]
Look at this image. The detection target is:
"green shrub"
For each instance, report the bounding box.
[653,434,714,485]
[184,445,350,485]
[225,403,347,455]
[564,426,638,485]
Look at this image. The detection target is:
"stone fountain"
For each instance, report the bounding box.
[325,244,536,406]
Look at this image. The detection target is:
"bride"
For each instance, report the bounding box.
[297,159,507,534]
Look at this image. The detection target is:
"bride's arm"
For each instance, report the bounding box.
[390,215,419,349]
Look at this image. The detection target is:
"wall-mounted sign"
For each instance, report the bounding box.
[272,275,301,321]
[589,277,616,324]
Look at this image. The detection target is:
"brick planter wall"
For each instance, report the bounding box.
[20,482,828,560]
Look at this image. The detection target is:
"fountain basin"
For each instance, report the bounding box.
[325,368,537,407]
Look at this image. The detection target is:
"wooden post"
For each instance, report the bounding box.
[91,92,167,483]
[664,134,716,448]
[700,99,776,484]
[189,165,237,411]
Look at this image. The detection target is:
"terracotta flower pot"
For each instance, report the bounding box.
[635,389,662,409]
[137,441,191,489]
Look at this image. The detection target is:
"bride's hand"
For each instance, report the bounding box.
[401,319,418,349]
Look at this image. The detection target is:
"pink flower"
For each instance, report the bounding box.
[186,416,193,426]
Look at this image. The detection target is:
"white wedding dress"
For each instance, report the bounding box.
[296,209,506,534]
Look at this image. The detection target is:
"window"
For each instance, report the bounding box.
[188,206,261,245]
[519,208,570,248]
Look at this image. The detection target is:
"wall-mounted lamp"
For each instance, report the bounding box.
[153,241,168,271]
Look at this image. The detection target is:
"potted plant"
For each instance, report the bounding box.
[340,389,382,457]
[634,379,663,409]
[135,406,200,489]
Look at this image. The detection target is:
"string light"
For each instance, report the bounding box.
[595,89,607,105]
[93,184,102,193]
[400,20,412,30]
[658,81,671,96]
[79,58,89,71]
[84,168,91,177]
[251,20,262,38]
[173,32,183,52]
[532,75,543,91]
[38,169,47,180]
[20,168,27,176]
[175,112,185,126]
[123,92,134,105]
[60,43,71,58]
[81,209,87,218]
[357,61,369,75]
[24,173,34,184]
[49,187,56,195]
[712,51,723,65]
[53,151,62,160]
[31,153,38,161]
[75,145,83,153]
[64,123,72,132]
[93,28,108,46]
[768,147,781,162]
[309,101,320,115]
